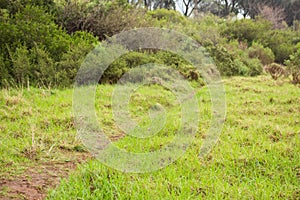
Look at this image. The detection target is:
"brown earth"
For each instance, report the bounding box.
[0,153,91,200]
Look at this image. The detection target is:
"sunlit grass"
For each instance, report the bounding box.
[0,76,299,199]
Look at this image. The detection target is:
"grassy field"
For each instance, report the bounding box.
[0,76,299,199]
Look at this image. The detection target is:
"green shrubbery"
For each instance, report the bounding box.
[102,50,198,84]
[207,44,262,76]
[0,4,98,87]
[222,18,272,45]
[223,17,300,64]
[0,1,299,88]
[55,0,149,40]
[285,43,300,84]
[248,42,275,66]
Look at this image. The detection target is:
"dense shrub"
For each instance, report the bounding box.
[147,9,188,28]
[0,54,9,85]
[208,42,263,76]
[192,14,227,46]
[102,51,159,84]
[222,18,272,45]
[259,29,298,64]
[222,17,300,64]
[285,44,300,84]
[248,42,275,66]
[99,50,201,84]
[0,3,298,87]
[0,5,98,87]
[0,0,55,14]
[56,0,149,40]
[9,45,32,86]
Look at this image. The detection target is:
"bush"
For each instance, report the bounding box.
[30,46,56,87]
[102,51,159,84]
[259,29,298,64]
[98,50,203,84]
[222,18,272,45]
[208,42,263,77]
[9,45,32,86]
[56,35,97,87]
[0,5,72,61]
[285,45,300,84]
[0,54,10,86]
[56,0,148,41]
[147,9,188,27]
[0,0,55,14]
[248,42,275,66]
[241,57,263,76]
[0,5,98,88]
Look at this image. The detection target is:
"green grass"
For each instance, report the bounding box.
[0,87,84,178]
[1,76,299,199]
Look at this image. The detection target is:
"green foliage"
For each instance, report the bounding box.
[222,18,272,45]
[193,14,227,46]
[102,51,159,84]
[56,0,148,41]
[285,44,300,84]
[223,17,299,64]
[0,2,299,87]
[0,5,98,88]
[101,50,199,84]
[9,45,31,86]
[147,9,188,27]
[30,46,56,87]
[260,29,298,64]
[0,0,55,14]
[207,42,263,77]
[0,54,10,86]
[248,42,275,66]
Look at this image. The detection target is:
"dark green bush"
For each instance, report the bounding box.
[0,0,55,14]
[0,5,98,88]
[222,18,272,45]
[100,50,202,84]
[0,54,10,86]
[208,43,263,77]
[102,51,159,84]
[259,30,297,64]
[9,45,32,86]
[248,42,275,66]
[56,0,148,41]
[285,43,300,84]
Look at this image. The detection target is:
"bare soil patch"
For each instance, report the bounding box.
[0,153,91,200]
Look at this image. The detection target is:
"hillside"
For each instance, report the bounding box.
[0,76,299,199]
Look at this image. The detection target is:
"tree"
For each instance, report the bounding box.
[218,0,239,16]
[154,0,176,9]
[129,0,176,10]
[178,0,201,16]
[285,0,300,26]
[257,4,286,29]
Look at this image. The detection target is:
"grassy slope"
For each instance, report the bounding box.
[1,76,299,199]
[0,88,84,178]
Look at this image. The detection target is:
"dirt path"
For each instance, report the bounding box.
[0,153,91,200]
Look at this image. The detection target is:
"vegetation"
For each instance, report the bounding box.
[0,0,299,199]
[0,0,299,87]
[0,76,299,199]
